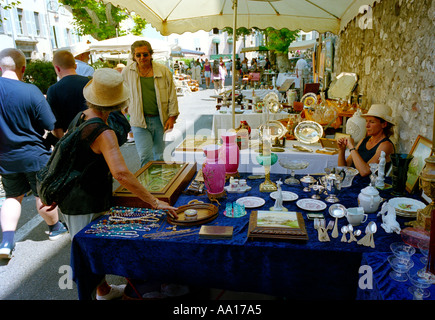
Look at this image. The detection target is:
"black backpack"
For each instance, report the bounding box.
[36,116,108,206]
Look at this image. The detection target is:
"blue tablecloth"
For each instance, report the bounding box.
[71,174,419,300]
[358,252,435,300]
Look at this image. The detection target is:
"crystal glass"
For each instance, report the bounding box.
[417,241,435,281]
[279,159,309,185]
[336,166,359,188]
[388,254,414,282]
[408,266,433,299]
[390,242,416,261]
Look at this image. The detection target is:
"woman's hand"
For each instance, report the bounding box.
[337,137,348,151]
[156,199,178,219]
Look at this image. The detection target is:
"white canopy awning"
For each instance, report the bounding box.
[102,0,380,35]
[89,34,173,60]
[289,39,317,51]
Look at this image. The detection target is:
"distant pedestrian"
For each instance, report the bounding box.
[46,50,90,139]
[0,48,67,259]
[203,58,211,89]
[211,60,223,94]
[70,42,94,78]
[173,60,179,75]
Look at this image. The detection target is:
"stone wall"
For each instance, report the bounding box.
[333,0,435,152]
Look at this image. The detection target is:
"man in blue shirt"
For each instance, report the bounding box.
[0,48,68,259]
[47,50,90,138]
[70,42,94,77]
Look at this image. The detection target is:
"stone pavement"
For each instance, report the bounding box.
[0,78,276,300]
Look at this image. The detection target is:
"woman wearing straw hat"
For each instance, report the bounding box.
[40,68,177,299]
[338,104,395,177]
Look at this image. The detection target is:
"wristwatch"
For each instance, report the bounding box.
[349,147,356,152]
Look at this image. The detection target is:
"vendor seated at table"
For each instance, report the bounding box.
[337,104,395,177]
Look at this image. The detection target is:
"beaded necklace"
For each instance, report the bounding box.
[85,206,167,238]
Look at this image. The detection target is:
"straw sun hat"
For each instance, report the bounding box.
[361,104,395,126]
[83,68,129,107]
[70,42,91,57]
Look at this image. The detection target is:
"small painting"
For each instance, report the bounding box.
[406,135,433,193]
[257,211,300,229]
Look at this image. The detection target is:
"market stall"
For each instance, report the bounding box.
[71,172,430,300]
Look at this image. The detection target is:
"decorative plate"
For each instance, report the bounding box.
[270,191,299,202]
[236,196,266,208]
[301,93,317,108]
[258,120,287,141]
[294,121,324,144]
[388,197,426,217]
[296,198,327,211]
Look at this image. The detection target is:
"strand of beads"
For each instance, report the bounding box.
[84,206,167,238]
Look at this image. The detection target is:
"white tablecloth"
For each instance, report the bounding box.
[212,110,289,137]
[276,73,299,88]
[171,139,339,175]
[241,89,280,100]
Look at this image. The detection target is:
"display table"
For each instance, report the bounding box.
[172,138,339,175]
[212,110,289,137]
[71,174,421,300]
[240,88,281,101]
[357,252,435,300]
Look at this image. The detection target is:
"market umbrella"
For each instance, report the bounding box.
[101,0,378,128]
[89,34,173,61]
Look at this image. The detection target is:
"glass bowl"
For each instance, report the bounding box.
[279,159,309,170]
[390,242,416,261]
[279,159,309,185]
[408,266,434,299]
[388,254,414,282]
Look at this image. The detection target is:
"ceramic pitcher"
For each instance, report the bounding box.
[219,132,240,176]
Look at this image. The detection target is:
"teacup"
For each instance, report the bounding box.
[346,207,367,226]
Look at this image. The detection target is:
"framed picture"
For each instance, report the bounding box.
[406,135,433,193]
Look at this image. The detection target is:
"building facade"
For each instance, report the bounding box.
[0,0,82,61]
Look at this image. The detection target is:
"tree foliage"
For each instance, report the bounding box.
[222,26,252,40]
[265,28,299,54]
[59,0,146,40]
[23,60,57,94]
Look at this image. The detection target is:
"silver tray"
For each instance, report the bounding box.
[294,121,324,144]
[258,120,287,140]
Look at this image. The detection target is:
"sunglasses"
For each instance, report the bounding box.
[135,52,150,58]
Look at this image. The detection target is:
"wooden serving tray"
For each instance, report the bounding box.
[167,203,219,226]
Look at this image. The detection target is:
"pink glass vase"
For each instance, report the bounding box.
[202,144,226,198]
[219,132,240,176]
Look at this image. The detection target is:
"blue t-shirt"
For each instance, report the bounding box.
[0,77,56,174]
[46,74,90,131]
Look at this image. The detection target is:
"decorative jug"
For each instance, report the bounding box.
[346,109,367,144]
[219,132,240,177]
[202,144,226,200]
[358,185,382,213]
